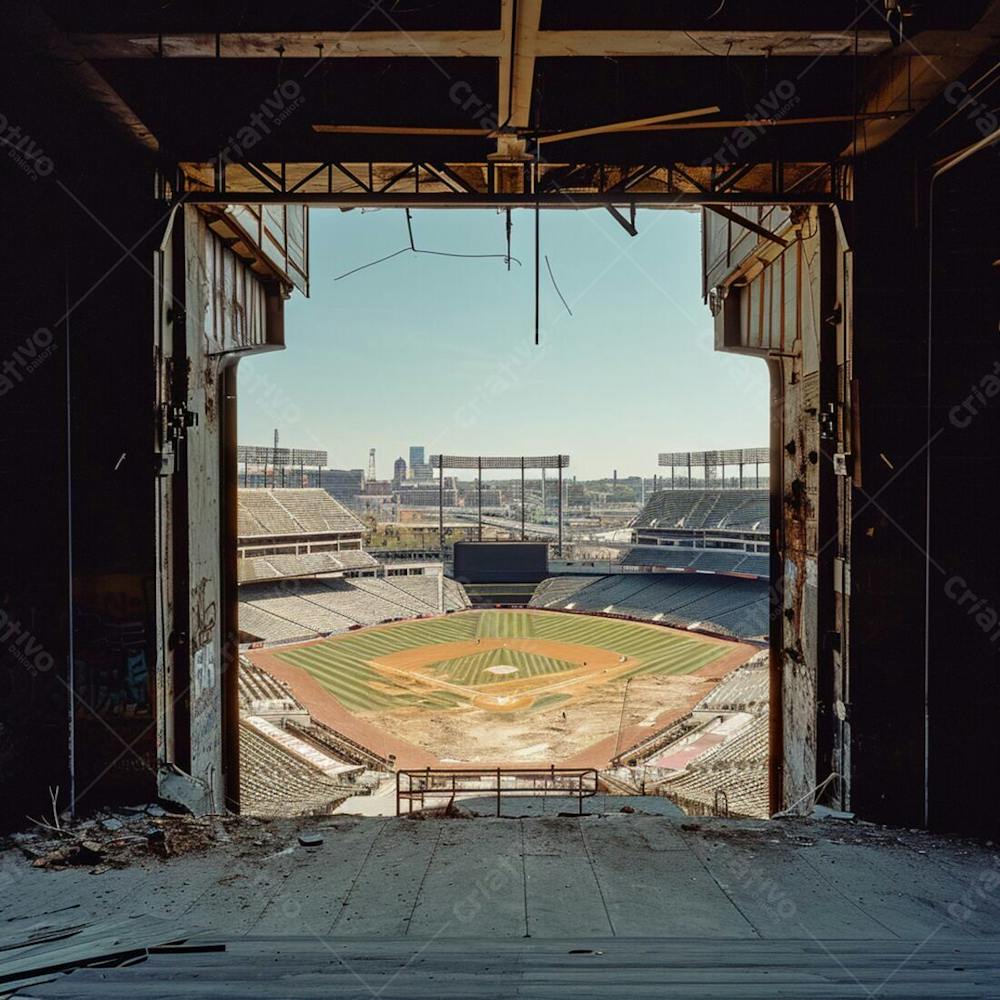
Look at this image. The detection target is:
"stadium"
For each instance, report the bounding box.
[234,467,771,818]
[7,6,1000,992]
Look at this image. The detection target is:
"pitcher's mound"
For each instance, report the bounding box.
[486,664,519,675]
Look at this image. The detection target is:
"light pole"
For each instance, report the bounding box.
[614,676,634,762]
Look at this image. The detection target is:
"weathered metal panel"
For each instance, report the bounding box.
[703,205,793,294]
[706,206,838,812]
[228,204,309,296]
[160,209,282,812]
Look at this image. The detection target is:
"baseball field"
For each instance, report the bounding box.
[256,609,753,763]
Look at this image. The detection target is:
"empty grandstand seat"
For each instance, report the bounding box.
[633,489,769,532]
[526,573,770,638]
[238,488,363,538]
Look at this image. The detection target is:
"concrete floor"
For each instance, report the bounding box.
[5,812,999,943]
[6,811,1000,996]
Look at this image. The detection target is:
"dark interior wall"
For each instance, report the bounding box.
[925,152,1000,835]
[848,142,930,827]
[850,137,1000,835]
[0,43,163,823]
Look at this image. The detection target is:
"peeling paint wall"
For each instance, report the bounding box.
[706,206,840,812]
[156,209,273,811]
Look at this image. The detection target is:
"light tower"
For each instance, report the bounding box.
[367,448,376,481]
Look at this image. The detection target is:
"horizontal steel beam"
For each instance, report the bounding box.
[182,191,836,208]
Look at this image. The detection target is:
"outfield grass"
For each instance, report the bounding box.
[271,610,728,714]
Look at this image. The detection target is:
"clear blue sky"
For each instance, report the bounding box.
[238,207,768,480]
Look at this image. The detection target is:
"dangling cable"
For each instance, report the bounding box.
[534,136,540,345]
[545,256,572,316]
[334,210,521,280]
[505,208,512,271]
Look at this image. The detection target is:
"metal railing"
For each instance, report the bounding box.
[395,766,598,817]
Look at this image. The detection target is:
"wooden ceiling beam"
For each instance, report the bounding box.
[497,0,543,129]
[69,28,891,62]
[841,2,1000,155]
[68,31,503,60]
[532,30,891,58]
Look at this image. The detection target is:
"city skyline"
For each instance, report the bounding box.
[237,208,770,480]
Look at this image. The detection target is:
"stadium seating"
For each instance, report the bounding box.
[379,574,471,613]
[620,548,698,570]
[529,576,595,607]
[238,488,363,538]
[620,548,769,576]
[287,718,391,771]
[695,656,769,713]
[655,713,769,819]
[237,601,317,645]
[528,573,769,639]
[237,550,379,584]
[238,658,385,813]
[238,657,307,721]
[239,722,360,816]
[633,489,768,532]
[239,575,472,644]
[618,654,770,818]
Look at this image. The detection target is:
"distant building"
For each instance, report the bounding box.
[397,477,457,506]
[408,445,433,481]
[318,468,365,505]
[393,456,406,486]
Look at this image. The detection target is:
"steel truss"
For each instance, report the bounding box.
[171,158,846,207]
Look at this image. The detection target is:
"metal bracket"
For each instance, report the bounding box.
[832,452,853,476]
[605,203,638,236]
[819,404,836,442]
[165,403,199,442]
[157,403,198,474]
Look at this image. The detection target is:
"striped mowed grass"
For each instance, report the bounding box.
[271,610,728,714]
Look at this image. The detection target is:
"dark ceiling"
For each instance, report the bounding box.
[28,1,1000,169]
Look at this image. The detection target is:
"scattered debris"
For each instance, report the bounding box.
[31,840,104,869]
[811,804,855,821]
[403,800,473,820]
[0,915,205,994]
[5,809,349,871]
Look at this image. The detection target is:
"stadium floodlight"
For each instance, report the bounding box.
[237,445,328,466]
[658,448,768,467]
[430,455,569,470]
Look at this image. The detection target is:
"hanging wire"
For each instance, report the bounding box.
[505,208,512,272]
[534,137,541,345]
[334,210,521,280]
[545,256,572,316]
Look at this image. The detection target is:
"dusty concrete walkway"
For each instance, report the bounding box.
[6,811,1000,996]
[5,812,999,942]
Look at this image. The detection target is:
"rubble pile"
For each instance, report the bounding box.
[4,806,324,872]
